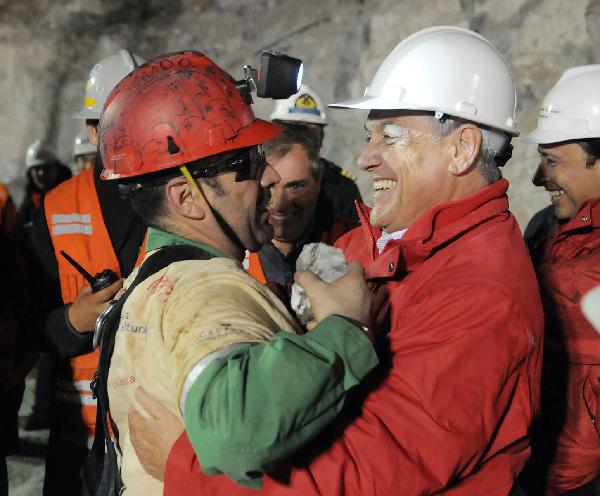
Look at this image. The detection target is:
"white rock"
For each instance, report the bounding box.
[291,242,348,325]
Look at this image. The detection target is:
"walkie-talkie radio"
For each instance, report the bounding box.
[60,250,119,292]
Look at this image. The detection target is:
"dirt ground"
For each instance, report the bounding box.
[7,372,47,496]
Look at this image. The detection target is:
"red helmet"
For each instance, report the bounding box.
[99,51,281,180]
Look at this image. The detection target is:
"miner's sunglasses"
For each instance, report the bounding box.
[118,145,268,199]
[189,145,267,182]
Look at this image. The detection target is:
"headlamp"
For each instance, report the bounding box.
[236,50,303,103]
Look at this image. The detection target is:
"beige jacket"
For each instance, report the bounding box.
[108,256,299,495]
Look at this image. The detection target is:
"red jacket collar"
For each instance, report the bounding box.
[355,179,510,279]
[554,197,600,236]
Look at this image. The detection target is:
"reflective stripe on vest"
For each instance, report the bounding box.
[50,213,93,235]
[44,168,121,439]
[45,168,120,304]
[55,379,97,406]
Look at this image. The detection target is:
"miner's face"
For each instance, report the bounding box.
[533,142,600,220]
[267,144,321,245]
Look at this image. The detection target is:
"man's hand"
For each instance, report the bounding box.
[67,279,123,333]
[295,263,372,328]
[128,387,184,482]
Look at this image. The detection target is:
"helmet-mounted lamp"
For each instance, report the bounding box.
[236,50,303,103]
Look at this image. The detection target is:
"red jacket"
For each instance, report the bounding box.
[532,198,600,494]
[539,198,600,364]
[164,179,544,495]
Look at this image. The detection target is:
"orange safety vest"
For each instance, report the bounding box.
[244,217,354,285]
[44,167,144,441]
[0,183,16,235]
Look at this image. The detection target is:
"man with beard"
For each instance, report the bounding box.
[93,51,377,495]
[518,65,600,496]
[245,124,355,297]
[129,27,544,496]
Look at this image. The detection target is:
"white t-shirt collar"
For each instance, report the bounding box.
[376,229,408,254]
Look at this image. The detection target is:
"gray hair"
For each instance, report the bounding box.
[429,115,510,183]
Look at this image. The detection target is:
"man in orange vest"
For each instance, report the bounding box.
[245,123,355,298]
[29,49,147,496]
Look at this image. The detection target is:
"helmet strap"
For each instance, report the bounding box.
[494,141,513,168]
[180,165,207,202]
[434,111,448,123]
[179,165,247,256]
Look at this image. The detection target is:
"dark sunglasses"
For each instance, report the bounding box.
[190,146,267,182]
[118,146,268,199]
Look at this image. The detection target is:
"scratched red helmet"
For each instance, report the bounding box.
[99,51,281,180]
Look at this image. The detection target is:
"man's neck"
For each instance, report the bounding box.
[217,243,244,261]
[271,239,297,256]
[151,224,237,260]
[192,233,243,262]
[271,216,318,257]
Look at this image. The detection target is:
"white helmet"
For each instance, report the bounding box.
[25,139,56,168]
[73,49,146,120]
[269,84,327,125]
[524,65,600,144]
[72,131,97,157]
[330,26,518,135]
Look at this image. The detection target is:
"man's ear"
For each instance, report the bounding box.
[448,124,481,176]
[164,177,206,220]
[85,120,100,146]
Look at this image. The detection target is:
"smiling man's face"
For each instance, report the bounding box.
[266,143,321,247]
[358,112,454,232]
[533,142,600,220]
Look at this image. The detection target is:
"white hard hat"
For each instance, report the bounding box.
[72,131,97,157]
[25,139,56,168]
[269,84,327,125]
[582,285,600,333]
[73,49,146,120]
[524,65,600,144]
[330,26,518,135]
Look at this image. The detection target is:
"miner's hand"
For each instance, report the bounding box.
[67,279,123,333]
[128,387,184,481]
[295,263,372,330]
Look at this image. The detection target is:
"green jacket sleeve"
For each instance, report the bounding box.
[182,314,378,488]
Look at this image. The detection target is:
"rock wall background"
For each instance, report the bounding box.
[1,0,598,228]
